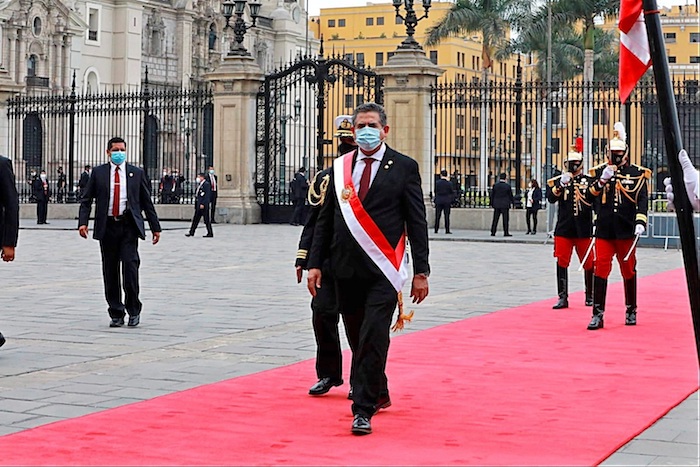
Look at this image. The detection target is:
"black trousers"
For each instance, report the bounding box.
[434,202,451,233]
[210,192,218,222]
[311,269,345,382]
[336,274,396,418]
[189,207,213,236]
[36,200,48,224]
[526,208,539,232]
[99,217,141,319]
[291,200,306,225]
[491,208,510,235]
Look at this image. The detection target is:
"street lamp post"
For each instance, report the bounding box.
[221,0,261,57]
[392,0,432,50]
[180,111,198,196]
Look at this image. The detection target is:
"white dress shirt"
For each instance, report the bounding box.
[108,161,128,216]
[352,143,386,193]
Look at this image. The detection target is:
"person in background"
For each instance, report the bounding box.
[56,166,67,203]
[159,168,173,204]
[33,169,50,224]
[207,166,218,223]
[490,173,514,237]
[434,169,455,234]
[525,178,542,235]
[290,167,309,226]
[185,172,214,238]
[78,165,91,201]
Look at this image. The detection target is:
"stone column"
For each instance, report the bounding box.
[375,49,444,200]
[204,55,263,224]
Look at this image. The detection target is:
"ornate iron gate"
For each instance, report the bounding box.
[255,51,383,223]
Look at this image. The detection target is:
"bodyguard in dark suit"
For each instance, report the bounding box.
[78,165,91,201]
[307,103,430,435]
[290,167,309,225]
[0,155,19,348]
[78,137,162,328]
[185,172,213,238]
[207,166,218,223]
[490,172,515,236]
[33,170,51,224]
[434,169,455,234]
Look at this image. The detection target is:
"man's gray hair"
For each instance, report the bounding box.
[352,102,387,127]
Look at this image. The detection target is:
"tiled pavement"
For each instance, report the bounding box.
[0,219,697,465]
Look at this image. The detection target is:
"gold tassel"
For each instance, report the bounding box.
[391,292,415,332]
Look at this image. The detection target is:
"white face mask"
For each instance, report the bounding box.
[40,174,47,180]
[163,172,167,176]
[196,177,202,184]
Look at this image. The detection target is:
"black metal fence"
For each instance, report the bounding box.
[7,75,214,204]
[430,71,700,209]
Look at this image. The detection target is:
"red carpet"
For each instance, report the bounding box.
[0,269,697,466]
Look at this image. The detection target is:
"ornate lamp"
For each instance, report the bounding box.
[221,0,261,56]
[392,0,432,50]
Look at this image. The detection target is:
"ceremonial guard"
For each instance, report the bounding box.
[295,115,358,397]
[546,145,595,309]
[586,122,650,330]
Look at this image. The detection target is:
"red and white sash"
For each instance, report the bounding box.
[333,153,408,292]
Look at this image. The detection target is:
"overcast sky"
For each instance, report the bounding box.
[307,0,694,16]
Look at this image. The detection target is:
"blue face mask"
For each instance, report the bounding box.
[111,150,126,165]
[209,169,215,174]
[354,126,382,152]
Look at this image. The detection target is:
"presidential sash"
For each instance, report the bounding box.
[333,153,409,292]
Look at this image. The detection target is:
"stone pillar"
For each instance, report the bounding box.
[204,55,263,224]
[375,49,444,200]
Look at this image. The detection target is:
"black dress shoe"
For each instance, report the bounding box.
[490,233,495,236]
[0,332,5,348]
[203,234,214,238]
[308,377,343,396]
[127,315,140,327]
[446,231,452,234]
[109,317,125,328]
[504,234,513,237]
[185,233,194,237]
[347,388,353,400]
[351,414,372,435]
[373,395,392,415]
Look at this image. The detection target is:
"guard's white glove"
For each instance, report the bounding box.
[664,149,700,212]
[634,224,645,236]
[599,165,616,184]
[560,172,572,187]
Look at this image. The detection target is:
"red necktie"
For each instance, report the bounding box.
[358,158,375,202]
[112,167,120,217]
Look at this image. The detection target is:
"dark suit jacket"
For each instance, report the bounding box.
[0,156,19,247]
[490,180,514,209]
[78,171,90,197]
[32,178,51,202]
[434,178,455,206]
[195,180,212,208]
[308,146,430,279]
[78,163,162,241]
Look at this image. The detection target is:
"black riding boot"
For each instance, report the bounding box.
[552,265,568,309]
[587,276,607,330]
[624,275,637,325]
[584,268,594,307]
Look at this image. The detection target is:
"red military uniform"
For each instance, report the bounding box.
[547,168,595,309]
[586,123,651,330]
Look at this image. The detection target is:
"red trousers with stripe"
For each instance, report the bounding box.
[554,236,594,270]
[594,238,637,279]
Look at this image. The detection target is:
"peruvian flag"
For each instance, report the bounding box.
[619,0,652,103]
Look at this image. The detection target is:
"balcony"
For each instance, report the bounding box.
[26,76,49,87]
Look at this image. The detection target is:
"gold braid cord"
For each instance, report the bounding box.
[307,173,331,206]
[391,291,415,332]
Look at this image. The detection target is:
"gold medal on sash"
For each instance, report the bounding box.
[341,185,352,202]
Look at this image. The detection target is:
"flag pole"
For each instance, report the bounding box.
[642,0,700,364]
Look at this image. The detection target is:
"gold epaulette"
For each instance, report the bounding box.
[632,164,652,179]
[547,174,562,188]
[589,163,607,177]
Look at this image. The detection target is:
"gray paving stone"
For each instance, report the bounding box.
[621,439,698,458]
[601,452,656,466]
[28,404,105,419]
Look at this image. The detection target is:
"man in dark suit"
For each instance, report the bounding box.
[434,169,455,234]
[307,102,430,435]
[290,167,309,225]
[78,165,91,201]
[159,168,173,204]
[171,169,185,204]
[33,169,50,224]
[490,172,515,237]
[56,166,67,203]
[78,137,162,328]
[185,172,213,238]
[207,166,218,223]
[0,155,19,348]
